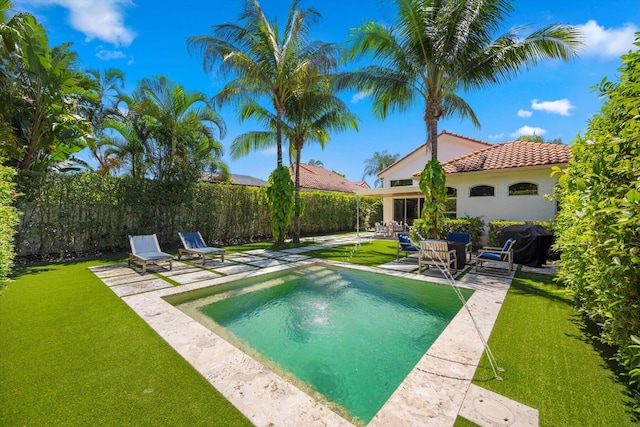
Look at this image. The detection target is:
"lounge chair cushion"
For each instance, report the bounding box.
[398,233,419,251]
[478,252,502,261]
[135,251,172,260]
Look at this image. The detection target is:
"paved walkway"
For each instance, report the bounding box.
[89,233,550,426]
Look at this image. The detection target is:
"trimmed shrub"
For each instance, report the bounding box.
[0,160,20,293]
[14,172,380,258]
[554,35,640,412]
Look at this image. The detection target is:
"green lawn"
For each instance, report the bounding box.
[1,240,635,426]
[455,271,636,426]
[0,257,251,426]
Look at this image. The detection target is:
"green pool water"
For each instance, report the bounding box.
[174,264,472,424]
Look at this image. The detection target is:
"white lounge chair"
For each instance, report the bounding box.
[418,240,457,274]
[178,231,225,265]
[128,234,173,273]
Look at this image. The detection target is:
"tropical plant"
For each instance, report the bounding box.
[231,88,359,244]
[105,76,227,183]
[362,150,399,188]
[265,165,295,246]
[0,10,95,171]
[554,34,640,412]
[85,68,126,176]
[190,0,343,246]
[418,159,447,238]
[307,159,324,167]
[286,85,359,243]
[347,0,581,161]
[188,0,333,168]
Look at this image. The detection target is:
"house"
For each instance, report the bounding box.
[200,173,267,187]
[289,163,370,193]
[356,131,571,227]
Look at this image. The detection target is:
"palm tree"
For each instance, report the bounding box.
[308,159,324,167]
[362,150,400,188]
[106,76,227,183]
[189,0,342,247]
[85,68,125,176]
[188,0,337,169]
[347,0,581,160]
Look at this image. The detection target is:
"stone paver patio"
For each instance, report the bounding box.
[89,233,546,426]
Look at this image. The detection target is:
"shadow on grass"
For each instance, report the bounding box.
[568,314,640,422]
[508,272,573,306]
[10,253,127,280]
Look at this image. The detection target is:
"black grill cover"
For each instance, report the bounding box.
[497,225,554,267]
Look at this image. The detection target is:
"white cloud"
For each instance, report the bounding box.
[510,126,547,138]
[21,0,136,46]
[531,99,574,116]
[96,49,126,60]
[517,109,532,118]
[351,90,371,104]
[488,133,504,140]
[577,20,637,59]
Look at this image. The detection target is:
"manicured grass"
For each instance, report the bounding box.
[303,239,398,266]
[456,271,636,426]
[3,242,634,426]
[0,258,251,426]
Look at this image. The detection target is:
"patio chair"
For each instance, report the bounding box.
[476,238,517,272]
[418,240,457,274]
[396,232,419,260]
[374,222,387,237]
[448,231,472,262]
[128,234,173,273]
[178,231,225,265]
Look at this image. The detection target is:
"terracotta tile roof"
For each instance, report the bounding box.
[435,141,571,175]
[289,163,370,193]
[377,130,492,176]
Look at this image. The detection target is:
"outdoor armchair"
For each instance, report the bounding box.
[397,232,419,260]
[476,238,517,272]
[178,231,225,265]
[418,240,457,274]
[128,234,173,273]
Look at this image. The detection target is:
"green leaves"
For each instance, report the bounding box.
[418,159,447,239]
[554,33,640,412]
[265,165,295,247]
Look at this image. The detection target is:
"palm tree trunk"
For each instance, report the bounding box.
[293,147,302,244]
[276,107,283,167]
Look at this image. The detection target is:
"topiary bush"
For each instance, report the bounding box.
[554,34,640,412]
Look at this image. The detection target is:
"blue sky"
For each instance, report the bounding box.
[12,0,640,186]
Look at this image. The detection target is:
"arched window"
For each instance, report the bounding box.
[470,185,494,197]
[445,187,457,218]
[509,182,538,196]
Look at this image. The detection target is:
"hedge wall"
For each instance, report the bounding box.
[14,172,382,258]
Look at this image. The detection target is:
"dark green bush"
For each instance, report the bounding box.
[14,172,380,258]
[410,216,484,250]
[0,160,20,293]
[554,35,640,412]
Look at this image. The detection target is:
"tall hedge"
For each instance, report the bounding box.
[0,160,20,293]
[14,172,381,258]
[554,35,640,411]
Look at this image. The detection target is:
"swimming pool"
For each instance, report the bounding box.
[172,264,473,424]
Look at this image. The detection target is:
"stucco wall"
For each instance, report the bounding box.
[448,167,558,223]
[379,134,489,188]
[381,167,559,225]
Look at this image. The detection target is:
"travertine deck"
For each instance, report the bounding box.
[89,233,542,426]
